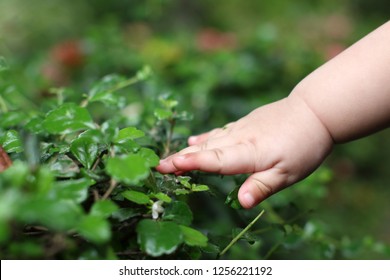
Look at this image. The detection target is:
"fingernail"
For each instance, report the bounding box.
[242,192,256,208]
[188,136,197,145]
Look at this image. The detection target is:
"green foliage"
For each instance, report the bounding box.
[1,0,389,260]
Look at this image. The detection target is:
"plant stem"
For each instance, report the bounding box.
[102,178,118,200]
[219,209,265,256]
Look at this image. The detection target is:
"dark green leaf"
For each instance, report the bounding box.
[43,103,94,134]
[180,225,208,247]
[163,201,193,226]
[90,200,119,218]
[70,136,99,169]
[122,190,151,205]
[18,199,83,231]
[0,130,23,153]
[225,186,243,210]
[136,219,183,257]
[88,74,126,106]
[53,178,95,203]
[113,127,145,143]
[49,154,79,178]
[77,215,111,244]
[106,154,149,185]
[111,208,139,222]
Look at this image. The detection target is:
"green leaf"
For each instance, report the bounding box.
[53,178,95,203]
[225,186,243,210]
[43,103,94,134]
[1,161,29,187]
[0,130,23,153]
[113,127,145,143]
[49,154,79,178]
[111,208,139,222]
[0,56,9,72]
[191,184,209,192]
[163,201,193,226]
[136,219,183,257]
[0,220,10,244]
[138,148,160,167]
[0,111,28,128]
[90,200,119,218]
[180,225,208,247]
[178,176,191,189]
[122,190,151,205]
[153,192,172,203]
[77,215,111,244]
[154,108,172,120]
[88,74,126,107]
[34,166,54,195]
[70,136,99,169]
[18,199,83,231]
[173,188,190,195]
[106,154,149,185]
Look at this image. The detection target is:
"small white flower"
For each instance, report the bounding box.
[152,200,164,220]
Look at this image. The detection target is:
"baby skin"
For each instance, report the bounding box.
[157,21,390,209]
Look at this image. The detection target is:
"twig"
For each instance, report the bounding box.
[219,209,265,256]
[102,178,118,200]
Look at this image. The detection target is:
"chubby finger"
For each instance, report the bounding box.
[238,168,290,208]
[158,143,257,174]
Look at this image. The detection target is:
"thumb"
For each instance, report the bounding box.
[238,168,290,209]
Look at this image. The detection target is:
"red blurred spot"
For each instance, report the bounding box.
[51,40,85,68]
[196,28,238,52]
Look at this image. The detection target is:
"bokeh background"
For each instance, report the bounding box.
[1,0,389,259]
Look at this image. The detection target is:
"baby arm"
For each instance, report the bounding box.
[157,21,390,208]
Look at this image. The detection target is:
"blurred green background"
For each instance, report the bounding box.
[1,0,389,259]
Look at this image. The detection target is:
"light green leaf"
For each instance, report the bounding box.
[77,215,111,244]
[113,127,145,143]
[0,111,28,128]
[138,148,160,167]
[106,154,149,185]
[154,108,172,120]
[180,225,208,247]
[153,192,172,203]
[90,200,119,218]
[163,201,193,226]
[0,130,23,153]
[191,184,209,192]
[70,136,98,169]
[122,190,151,205]
[136,219,183,257]
[43,103,94,134]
